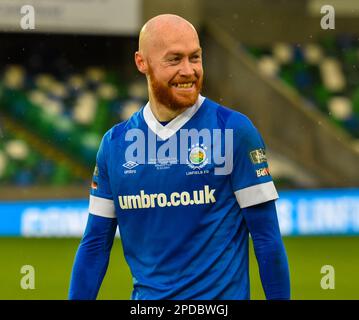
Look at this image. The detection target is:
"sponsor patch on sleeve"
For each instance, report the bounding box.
[93,164,99,177]
[91,180,98,190]
[249,149,267,164]
[256,167,270,177]
[91,164,99,190]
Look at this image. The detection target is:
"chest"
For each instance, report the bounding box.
[107,127,234,197]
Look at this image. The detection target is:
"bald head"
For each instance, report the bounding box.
[134,14,203,115]
[138,14,199,57]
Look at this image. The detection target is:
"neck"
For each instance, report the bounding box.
[148,92,194,122]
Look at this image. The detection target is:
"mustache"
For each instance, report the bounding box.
[169,78,200,85]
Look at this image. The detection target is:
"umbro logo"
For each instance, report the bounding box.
[122,161,139,170]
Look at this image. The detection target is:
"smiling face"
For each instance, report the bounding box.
[135,15,204,111]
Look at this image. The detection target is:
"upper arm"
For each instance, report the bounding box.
[230,115,278,209]
[89,131,116,219]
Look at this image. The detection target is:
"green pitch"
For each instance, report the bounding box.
[1,236,358,299]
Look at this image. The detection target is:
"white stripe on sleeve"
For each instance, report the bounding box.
[234,181,279,209]
[89,195,116,218]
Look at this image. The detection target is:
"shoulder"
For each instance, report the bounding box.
[204,97,258,137]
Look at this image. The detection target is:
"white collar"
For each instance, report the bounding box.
[143,94,205,140]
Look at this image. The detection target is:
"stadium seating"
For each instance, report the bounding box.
[0,64,148,186]
[246,34,359,138]
[4,33,358,187]
[0,133,75,186]
[0,59,323,189]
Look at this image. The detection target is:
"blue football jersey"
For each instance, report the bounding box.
[89,95,278,299]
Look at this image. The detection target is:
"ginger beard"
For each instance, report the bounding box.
[147,64,203,111]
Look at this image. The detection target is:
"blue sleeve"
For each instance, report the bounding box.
[68,213,117,300]
[242,200,290,300]
[91,130,114,201]
[229,114,278,209]
[69,130,117,300]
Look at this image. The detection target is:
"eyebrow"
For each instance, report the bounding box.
[164,48,202,57]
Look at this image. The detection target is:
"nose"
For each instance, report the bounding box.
[179,58,195,77]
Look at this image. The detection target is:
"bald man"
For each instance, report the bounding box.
[135,14,203,121]
[69,14,290,300]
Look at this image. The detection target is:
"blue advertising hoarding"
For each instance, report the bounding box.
[0,199,89,237]
[0,189,359,237]
[276,189,359,236]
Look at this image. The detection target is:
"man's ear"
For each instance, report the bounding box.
[135,51,148,74]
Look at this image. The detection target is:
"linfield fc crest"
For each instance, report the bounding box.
[187,144,208,170]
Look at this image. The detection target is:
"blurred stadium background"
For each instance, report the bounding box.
[1,0,359,299]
